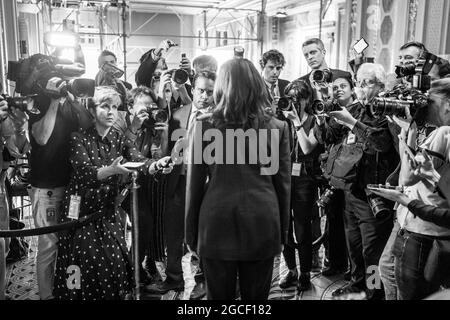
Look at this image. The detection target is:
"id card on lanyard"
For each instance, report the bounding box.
[68,186,81,220]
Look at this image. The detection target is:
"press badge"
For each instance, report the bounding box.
[46,208,56,222]
[68,195,81,220]
[292,163,302,177]
[347,133,356,145]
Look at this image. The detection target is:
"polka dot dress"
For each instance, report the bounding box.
[53,126,153,300]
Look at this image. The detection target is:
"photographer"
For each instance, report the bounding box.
[113,86,168,285]
[136,40,192,109]
[28,86,92,299]
[300,38,351,272]
[278,80,323,292]
[145,71,216,299]
[315,63,397,299]
[0,89,30,300]
[373,78,450,300]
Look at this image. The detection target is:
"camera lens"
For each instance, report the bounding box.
[173,69,189,85]
[368,195,391,218]
[277,97,292,111]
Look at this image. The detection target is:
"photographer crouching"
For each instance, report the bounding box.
[314,63,398,299]
[0,84,30,300]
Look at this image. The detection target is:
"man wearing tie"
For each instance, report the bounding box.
[144,71,216,299]
[260,50,290,109]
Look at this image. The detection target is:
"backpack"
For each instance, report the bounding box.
[325,138,365,191]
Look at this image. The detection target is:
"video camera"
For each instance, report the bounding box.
[7,53,95,99]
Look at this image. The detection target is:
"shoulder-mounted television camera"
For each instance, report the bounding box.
[7,53,95,99]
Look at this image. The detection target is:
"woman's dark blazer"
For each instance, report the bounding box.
[185,116,291,261]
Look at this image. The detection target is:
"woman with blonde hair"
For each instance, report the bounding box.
[185,58,291,300]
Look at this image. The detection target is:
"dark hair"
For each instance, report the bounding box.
[98,50,117,66]
[127,86,157,108]
[437,58,450,79]
[430,78,450,101]
[399,41,428,52]
[284,79,314,113]
[192,71,216,88]
[333,75,354,89]
[260,50,286,69]
[192,55,218,73]
[302,38,325,50]
[213,58,270,129]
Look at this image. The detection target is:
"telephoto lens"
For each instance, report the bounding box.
[173,69,189,85]
[367,194,392,218]
[317,188,336,208]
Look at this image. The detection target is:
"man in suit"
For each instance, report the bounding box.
[300,38,350,277]
[144,71,216,299]
[260,50,290,108]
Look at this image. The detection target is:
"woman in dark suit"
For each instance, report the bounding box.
[185,58,291,300]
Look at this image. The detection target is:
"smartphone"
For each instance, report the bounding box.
[122,162,146,169]
[367,184,404,192]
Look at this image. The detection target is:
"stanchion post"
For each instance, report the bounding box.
[130,170,141,300]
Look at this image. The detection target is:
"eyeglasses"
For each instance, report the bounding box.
[358,79,380,88]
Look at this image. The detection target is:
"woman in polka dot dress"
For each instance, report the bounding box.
[53,87,173,300]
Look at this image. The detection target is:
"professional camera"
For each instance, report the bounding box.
[312,99,342,116]
[277,97,293,112]
[7,53,95,99]
[143,104,169,129]
[0,94,40,115]
[367,85,429,121]
[395,51,439,92]
[317,187,337,209]
[101,62,124,79]
[311,69,333,84]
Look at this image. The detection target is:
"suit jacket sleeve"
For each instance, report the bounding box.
[185,120,208,249]
[272,121,292,245]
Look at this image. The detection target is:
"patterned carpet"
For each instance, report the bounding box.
[5,220,355,300]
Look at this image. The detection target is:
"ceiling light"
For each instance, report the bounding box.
[275,10,288,18]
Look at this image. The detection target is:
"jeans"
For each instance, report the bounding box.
[282,176,317,273]
[393,229,440,300]
[343,191,393,292]
[30,186,65,300]
[379,221,400,300]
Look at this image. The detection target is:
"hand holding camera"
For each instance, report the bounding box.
[154,39,178,59]
[367,184,411,207]
[329,107,357,129]
[130,108,150,133]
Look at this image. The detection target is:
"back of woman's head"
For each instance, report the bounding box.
[213,58,270,128]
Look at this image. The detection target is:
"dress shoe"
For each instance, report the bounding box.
[331,283,365,297]
[144,279,184,294]
[279,271,298,289]
[321,266,347,277]
[311,251,322,272]
[189,281,206,300]
[297,273,311,292]
[344,269,352,281]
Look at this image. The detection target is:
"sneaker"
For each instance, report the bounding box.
[297,273,311,292]
[279,271,298,289]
